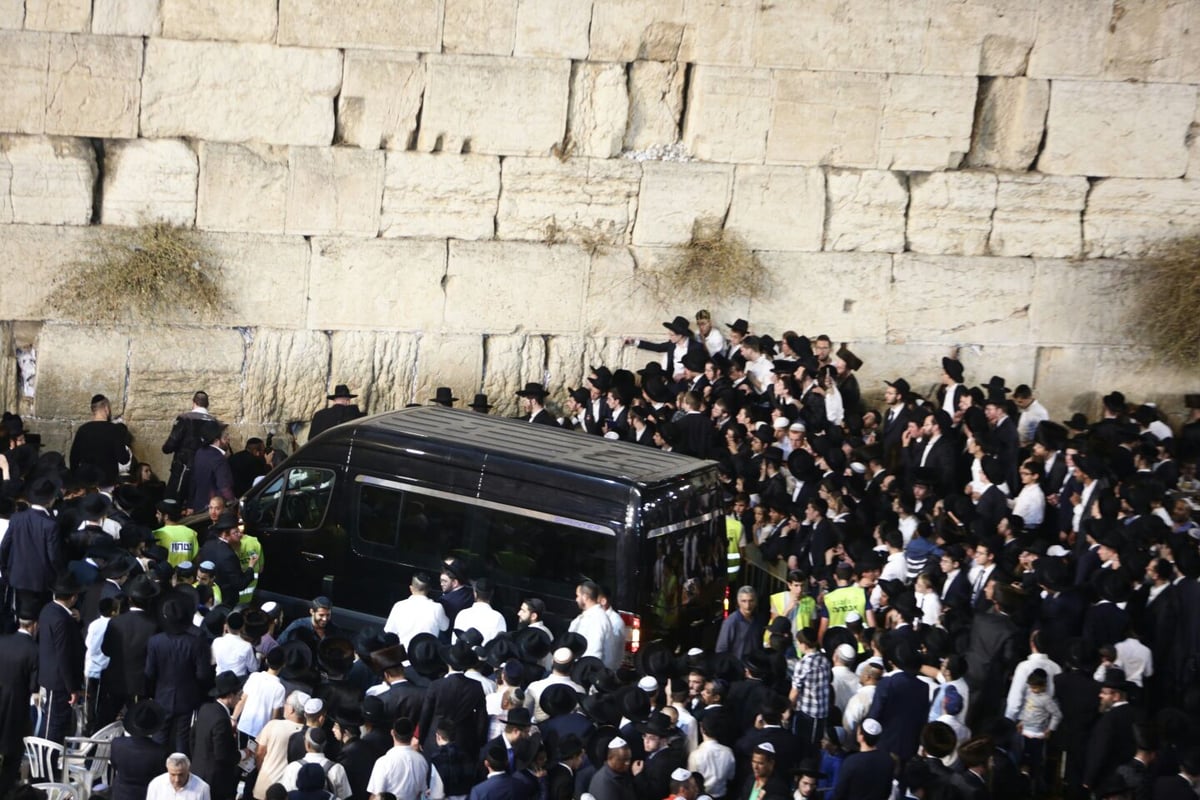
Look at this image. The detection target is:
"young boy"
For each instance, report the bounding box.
[1016,668,1062,790]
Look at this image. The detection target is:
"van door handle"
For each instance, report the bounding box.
[301,551,324,561]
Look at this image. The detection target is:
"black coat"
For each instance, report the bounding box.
[191,700,240,799]
[146,630,212,713]
[70,420,129,486]
[1083,702,1139,790]
[546,763,575,800]
[109,735,168,800]
[867,671,929,763]
[633,739,685,800]
[0,507,62,593]
[736,725,803,775]
[0,631,38,755]
[38,601,84,693]
[195,537,253,609]
[338,737,380,800]
[101,608,159,697]
[310,404,365,440]
[379,680,426,729]
[831,748,895,800]
[418,672,487,756]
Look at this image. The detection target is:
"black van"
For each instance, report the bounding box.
[240,406,727,654]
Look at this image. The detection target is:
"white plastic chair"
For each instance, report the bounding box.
[31,783,80,800]
[63,719,124,796]
[23,736,64,781]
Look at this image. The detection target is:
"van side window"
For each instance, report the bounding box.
[357,484,402,549]
[247,467,335,530]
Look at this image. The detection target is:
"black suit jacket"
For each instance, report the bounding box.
[379,680,426,728]
[191,700,240,799]
[1084,703,1139,789]
[310,403,365,440]
[633,739,685,800]
[0,631,38,754]
[547,763,575,800]
[868,671,929,763]
[146,630,213,713]
[992,416,1021,487]
[676,412,715,458]
[38,601,84,693]
[195,537,253,609]
[529,409,560,427]
[101,608,159,697]
[0,507,62,593]
[110,735,168,800]
[973,485,1008,537]
[914,435,960,496]
[735,726,803,774]
[418,672,487,756]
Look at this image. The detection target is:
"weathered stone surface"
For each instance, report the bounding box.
[1102,0,1200,83]
[546,334,592,396]
[46,33,141,138]
[514,0,592,58]
[631,162,733,246]
[825,169,908,253]
[624,61,685,151]
[907,171,998,257]
[197,142,289,234]
[410,334,484,410]
[1083,178,1200,258]
[1190,101,1200,180]
[768,71,883,167]
[24,0,90,31]
[682,66,772,163]
[0,135,96,225]
[0,225,94,319]
[567,62,629,159]
[589,0,686,62]
[755,0,925,73]
[307,237,448,330]
[337,51,425,150]
[877,74,976,171]
[0,323,14,413]
[442,0,516,55]
[0,0,23,28]
[381,153,499,240]
[966,77,1049,170]
[35,324,127,419]
[141,40,342,147]
[244,328,330,423]
[445,241,588,333]
[0,32,50,134]
[327,331,420,420]
[92,0,160,35]
[125,326,244,422]
[584,247,679,334]
[160,0,275,42]
[990,174,1086,258]
[847,341,1038,407]
[1033,346,1191,421]
[750,252,892,341]
[679,0,757,67]
[889,254,1035,344]
[1027,0,1107,78]
[205,233,311,327]
[1038,81,1196,179]
[1030,258,1135,345]
[924,0,1037,76]
[725,166,824,252]
[278,0,442,50]
[285,147,384,236]
[101,139,198,226]
[482,334,548,415]
[419,55,570,156]
[496,157,640,245]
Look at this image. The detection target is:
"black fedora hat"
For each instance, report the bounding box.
[588,366,613,391]
[570,655,607,690]
[662,315,692,336]
[125,574,161,605]
[430,387,458,406]
[278,639,315,680]
[210,670,245,697]
[791,756,826,779]
[52,574,84,596]
[835,344,863,372]
[513,626,553,665]
[578,693,622,726]
[726,318,750,335]
[539,683,578,717]
[556,631,588,660]
[515,382,549,398]
[467,393,494,410]
[439,640,479,671]
[635,710,678,738]
[407,633,445,677]
[884,377,911,397]
[636,641,675,682]
[941,357,964,383]
[327,384,358,400]
[368,643,408,674]
[617,686,651,722]
[123,699,168,737]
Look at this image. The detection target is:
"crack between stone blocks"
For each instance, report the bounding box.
[900,172,913,253]
[821,166,831,251]
[89,138,104,224]
[585,1,596,60]
[541,334,551,387]
[480,333,489,385]
[1029,87,1051,172]
[984,174,999,256]
[1081,177,1101,257]
[408,65,426,151]
[120,333,131,416]
[678,63,694,142]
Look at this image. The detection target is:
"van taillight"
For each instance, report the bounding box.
[621,612,641,654]
[723,585,730,618]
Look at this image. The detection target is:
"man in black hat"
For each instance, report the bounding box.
[227,436,270,498]
[909,409,958,497]
[0,475,62,614]
[547,733,585,800]
[109,700,168,800]
[634,711,686,800]
[70,393,132,488]
[0,604,38,792]
[468,393,495,414]
[96,573,161,728]
[196,511,258,610]
[515,382,558,427]
[37,574,86,742]
[191,670,244,799]
[626,316,706,385]
[418,639,488,757]
[147,590,214,753]
[162,390,216,503]
[431,387,459,408]
[1083,667,1139,794]
[188,419,234,517]
[310,384,365,440]
[937,357,968,417]
[880,379,912,467]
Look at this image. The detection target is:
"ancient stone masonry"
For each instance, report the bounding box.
[0,0,1198,473]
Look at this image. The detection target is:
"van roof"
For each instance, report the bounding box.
[319,405,714,486]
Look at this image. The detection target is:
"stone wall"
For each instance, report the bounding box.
[1,0,1199,475]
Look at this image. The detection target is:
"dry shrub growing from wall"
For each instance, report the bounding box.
[638,217,770,307]
[1132,233,1200,366]
[50,223,225,324]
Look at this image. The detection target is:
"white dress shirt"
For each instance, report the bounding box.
[453,602,507,645]
[384,594,450,648]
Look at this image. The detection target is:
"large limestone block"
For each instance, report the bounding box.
[0,0,23,27]
[410,334,484,409]
[45,33,141,138]
[514,0,592,58]
[1190,101,1200,180]
[24,0,90,31]
[285,147,384,237]
[482,334,549,414]
[754,0,925,73]
[589,0,686,62]
[1083,179,1200,258]
[966,77,1049,170]
[278,0,442,50]
[34,325,128,419]
[1030,259,1136,345]
[125,327,245,422]
[923,0,1038,77]
[92,0,160,34]
[141,40,341,147]
[682,65,772,163]
[990,174,1086,259]
[337,52,425,151]
[0,33,51,134]
[546,335,592,397]
[767,71,883,167]
[889,254,1035,344]
[907,172,998,257]
[1027,0,1108,78]
[624,61,685,151]
[1103,0,1200,83]
[825,169,908,253]
[160,0,276,41]
[328,331,420,416]
[206,233,311,327]
[0,225,95,319]
[877,74,976,171]
[380,152,499,240]
[196,142,289,234]
[567,62,629,159]
[101,139,198,226]
[750,252,892,341]
[1032,346,1193,420]
[496,157,641,245]
[584,247,681,334]
[444,241,588,333]
[678,0,758,67]
[631,162,733,246]
[306,237,448,330]
[418,55,570,156]
[725,166,824,252]
[847,342,1038,406]
[1038,81,1196,179]
[442,0,516,55]
[244,329,331,423]
[0,135,96,225]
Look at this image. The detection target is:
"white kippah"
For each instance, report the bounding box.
[772,417,790,429]
[303,698,324,715]
[637,676,659,693]
[757,742,775,754]
[687,647,704,657]
[553,647,574,664]
[608,737,627,749]
[670,768,692,782]
[835,644,856,663]
[862,718,882,736]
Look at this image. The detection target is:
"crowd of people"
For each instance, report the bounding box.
[0,309,1199,800]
